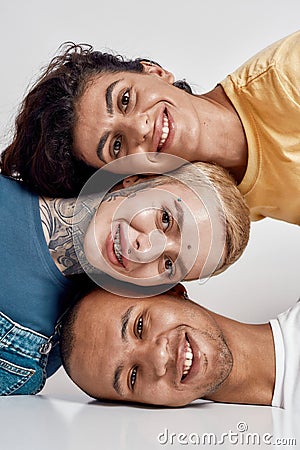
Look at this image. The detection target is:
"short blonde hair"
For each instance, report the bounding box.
[191,163,250,275]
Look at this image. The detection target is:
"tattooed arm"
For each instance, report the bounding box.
[39,196,85,276]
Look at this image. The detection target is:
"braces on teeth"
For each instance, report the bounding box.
[113,226,123,265]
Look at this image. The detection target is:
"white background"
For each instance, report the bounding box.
[0,0,299,394]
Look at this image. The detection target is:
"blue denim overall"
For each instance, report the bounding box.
[0,312,57,395]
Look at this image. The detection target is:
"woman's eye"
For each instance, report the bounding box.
[161,209,171,230]
[130,366,138,389]
[112,137,122,158]
[121,90,130,111]
[136,316,143,338]
[165,258,174,277]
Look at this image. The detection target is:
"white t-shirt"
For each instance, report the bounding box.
[270,300,300,410]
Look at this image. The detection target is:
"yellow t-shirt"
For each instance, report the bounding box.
[221,31,300,225]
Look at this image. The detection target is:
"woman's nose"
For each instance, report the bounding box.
[125,113,151,147]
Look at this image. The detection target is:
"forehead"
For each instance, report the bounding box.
[104,180,201,222]
[134,181,206,232]
[155,181,201,204]
[76,72,119,116]
[118,180,203,209]
[99,293,138,314]
[87,291,200,332]
[79,70,146,103]
[82,291,185,326]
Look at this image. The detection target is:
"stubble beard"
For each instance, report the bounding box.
[197,330,233,399]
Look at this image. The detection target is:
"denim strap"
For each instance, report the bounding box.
[0,312,50,362]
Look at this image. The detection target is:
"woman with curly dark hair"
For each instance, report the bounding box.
[1,43,191,197]
[0,43,167,197]
[1,31,300,225]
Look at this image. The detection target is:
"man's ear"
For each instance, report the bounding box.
[167,283,189,300]
[140,61,175,84]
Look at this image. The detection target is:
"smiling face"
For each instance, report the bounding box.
[73,66,215,173]
[69,290,233,407]
[83,179,225,287]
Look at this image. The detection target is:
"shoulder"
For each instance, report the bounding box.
[223,31,300,90]
[276,300,300,331]
[0,175,38,207]
[0,174,27,194]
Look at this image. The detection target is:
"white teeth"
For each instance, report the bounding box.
[186,351,193,360]
[182,339,194,379]
[158,113,170,149]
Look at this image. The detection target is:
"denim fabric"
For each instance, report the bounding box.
[0,313,49,395]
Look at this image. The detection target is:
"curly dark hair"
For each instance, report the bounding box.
[0,43,192,197]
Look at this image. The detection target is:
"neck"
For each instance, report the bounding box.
[196,85,248,183]
[205,311,275,406]
[39,196,92,276]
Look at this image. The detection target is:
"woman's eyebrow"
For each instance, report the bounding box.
[97,131,109,162]
[96,79,122,162]
[106,79,121,115]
